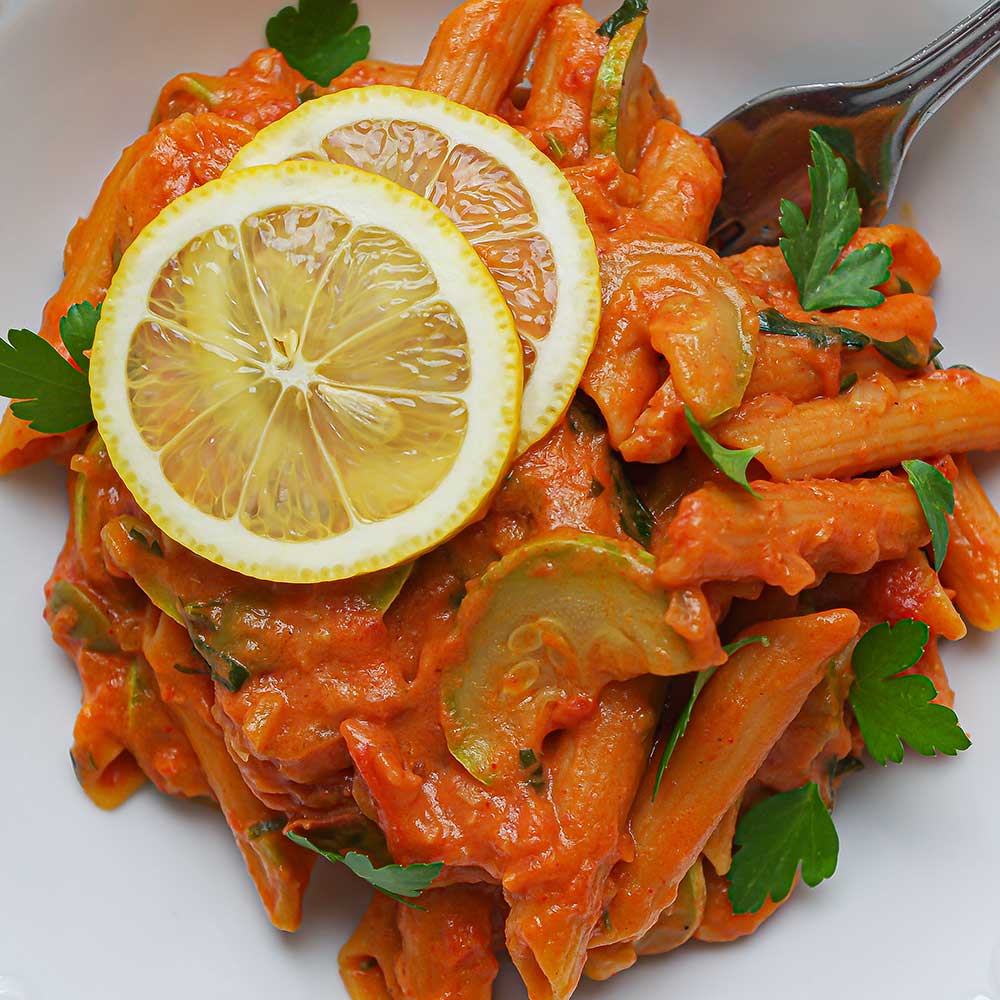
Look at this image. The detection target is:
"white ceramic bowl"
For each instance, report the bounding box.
[1,2,998,999]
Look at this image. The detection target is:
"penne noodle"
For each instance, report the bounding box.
[860,549,966,642]
[396,886,499,1000]
[414,0,554,113]
[695,865,794,943]
[746,333,841,402]
[755,645,854,794]
[329,60,420,92]
[143,613,315,933]
[506,678,665,1000]
[340,893,404,1000]
[636,121,724,243]
[521,6,607,165]
[715,370,1000,481]
[657,475,929,594]
[591,610,860,948]
[619,377,689,464]
[940,454,1000,631]
[702,795,742,877]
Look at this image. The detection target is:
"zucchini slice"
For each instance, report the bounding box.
[47,579,117,652]
[590,15,648,171]
[440,534,693,784]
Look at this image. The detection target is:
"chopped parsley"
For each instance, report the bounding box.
[0,302,100,433]
[903,459,955,571]
[848,619,970,765]
[779,131,892,311]
[758,307,938,371]
[287,831,441,907]
[684,406,762,498]
[597,0,648,38]
[267,0,371,86]
[727,782,839,914]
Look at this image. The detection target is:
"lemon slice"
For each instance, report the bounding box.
[90,162,522,583]
[227,85,601,453]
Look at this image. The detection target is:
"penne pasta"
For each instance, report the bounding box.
[636,121,724,243]
[396,886,499,1000]
[414,0,554,112]
[657,475,929,594]
[694,865,793,943]
[521,6,607,165]
[715,370,1000,481]
[591,610,859,949]
[619,377,689,464]
[340,893,404,1000]
[143,613,315,933]
[329,60,420,92]
[506,678,665,1000]
[746,333,841,402]
[940,454,1000,631]
[702,795,742,877]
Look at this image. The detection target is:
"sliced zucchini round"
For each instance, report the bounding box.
[440,534,692,784]
[590,15,648,172]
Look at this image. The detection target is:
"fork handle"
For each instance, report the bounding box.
[871,0,1000,153]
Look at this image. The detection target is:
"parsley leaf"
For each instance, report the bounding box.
[610,457,653,547]
[684,406,762,498]
[779,131,892,312]
[903,459,955,571]
[652,636,770,800]
[266,0,371,87]
[597,0,648,38]
[727,782,839,914]
[0,303,100,434]
[758,308,934,371]
[848,619,970,765]
[286,831,441,907]
[60,302,100,374]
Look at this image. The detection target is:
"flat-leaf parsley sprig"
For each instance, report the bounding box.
[779,131,893,312]
[267,0,371,87]
[848,619,970,766]
[727,782,839,915]
[0,302,100,433]
[287,830,442,908]
[902,459,955,571]
[684,406,762,497]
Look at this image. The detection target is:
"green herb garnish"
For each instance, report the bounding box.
[839,373,859,393]
[848,619,970,765]
[128,526,164,557]
[758,307,935,371]
[0,302,100,433]
[652,636,769,800]
[597,0,648,38]
[902,459,955,571]
[286,831,441,907]
[610,458,653,547]
[779,131,892,311]
[266,0,371,86]
[727,782,839,914]
[545,132,567,161]
[248,816,287,840]
[684,406,762,498]
[519,748,538,768]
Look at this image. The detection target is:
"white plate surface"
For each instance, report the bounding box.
[0,2,998,999]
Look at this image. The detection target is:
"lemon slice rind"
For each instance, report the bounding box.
[91,161,522,583]
[228,85,600,454]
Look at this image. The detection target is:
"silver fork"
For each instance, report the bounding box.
[705,0,1000,256]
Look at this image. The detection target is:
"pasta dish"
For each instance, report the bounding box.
[2,1,998,998]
